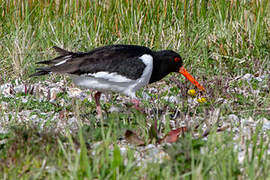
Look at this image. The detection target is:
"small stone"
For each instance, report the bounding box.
[142,92,151,100]
[238,151,245,164]
[21,97,28,103]
[109,106,121,113]
[255,77,263,82]
[67,88,82,98]
[262,85,268,90]
[241,117,256,128]
[163,96,179,104]
[119,146,128,154]
[100,93,106,101]
[0,102,8,110]
[145,144,155,149]
[215,98,224,103]
[255,75,265,82]
[50,88,61,101]
[228,114,239,123]
[261,118,270,130]
[14,84,25,93]
[148,88,158,93]
[241,73,254,82]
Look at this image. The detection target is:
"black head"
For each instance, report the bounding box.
[149,50,183,83]
[151,49,205,91]
[155,50,183,72]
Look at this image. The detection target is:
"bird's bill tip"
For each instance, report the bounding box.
[179,67,205,91]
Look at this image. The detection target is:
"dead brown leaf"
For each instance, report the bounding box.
[125,130,145,146]
[158,127,187,144]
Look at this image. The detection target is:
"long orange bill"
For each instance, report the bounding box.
[179,67,205,91]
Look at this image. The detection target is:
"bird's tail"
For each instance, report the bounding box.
[30,46,73,77]
[29,67,51,77]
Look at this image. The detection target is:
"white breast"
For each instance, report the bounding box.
[123,54,153,98]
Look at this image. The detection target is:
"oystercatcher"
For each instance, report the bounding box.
[31,45,205,116]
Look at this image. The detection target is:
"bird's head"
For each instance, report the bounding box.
[157,50,205,91]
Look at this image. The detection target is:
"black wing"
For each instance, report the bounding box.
[30,45,153,80]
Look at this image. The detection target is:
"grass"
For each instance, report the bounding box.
[1,0,270,179]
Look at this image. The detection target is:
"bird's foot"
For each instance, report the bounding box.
[94,92,103,118]
[96,105,103,119]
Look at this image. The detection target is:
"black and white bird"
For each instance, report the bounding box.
[31,44,205,116]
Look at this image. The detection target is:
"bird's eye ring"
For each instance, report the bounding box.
[174,57,181,62]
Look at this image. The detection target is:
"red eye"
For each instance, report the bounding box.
[174,57,181,62]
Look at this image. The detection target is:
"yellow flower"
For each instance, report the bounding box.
[188,89,196,96]
[197,97,207,103]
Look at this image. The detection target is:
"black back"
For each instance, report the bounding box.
[32,45,153,80]
[31,45,183,83]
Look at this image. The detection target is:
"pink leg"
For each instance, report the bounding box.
[94,92,102,117]
[131,98,144,112]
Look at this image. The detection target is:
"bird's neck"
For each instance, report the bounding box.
[149,53,171,84]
